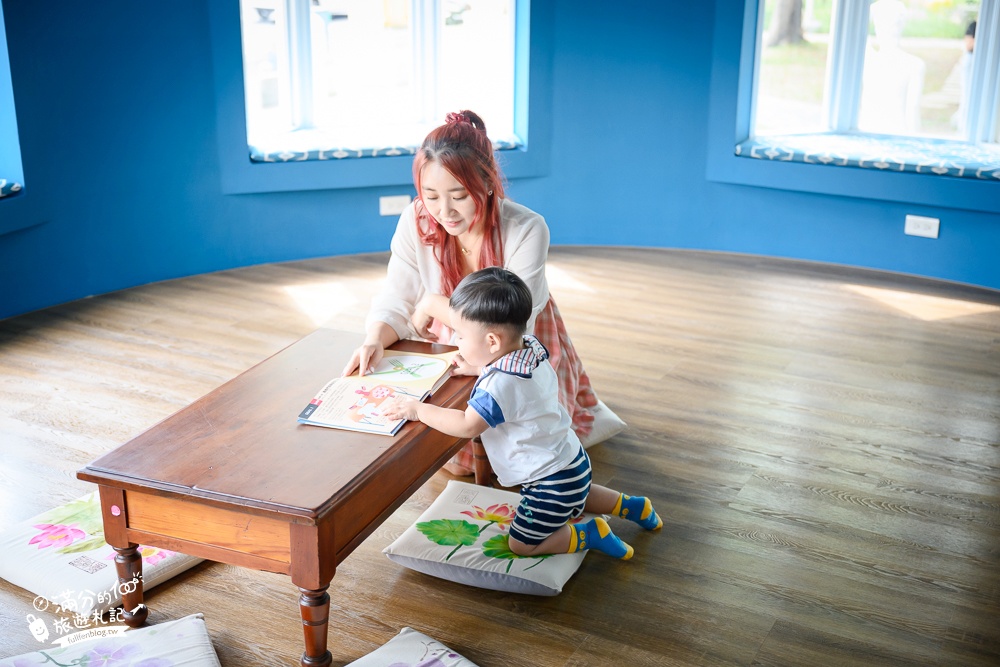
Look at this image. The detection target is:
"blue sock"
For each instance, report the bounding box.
[568,517,633,560]
[614,494,663,531]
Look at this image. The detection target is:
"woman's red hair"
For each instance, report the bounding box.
[412,110,507,296]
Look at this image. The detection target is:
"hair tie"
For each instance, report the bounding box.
[446,111,471,126]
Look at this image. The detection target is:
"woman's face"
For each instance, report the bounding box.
[420,161,478,237]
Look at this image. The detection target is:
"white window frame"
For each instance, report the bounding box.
[705,0,1000,214]
[246,0,519,150]
[966,1,1000,142]
[210,0,547,194]
[750,0,1000,143]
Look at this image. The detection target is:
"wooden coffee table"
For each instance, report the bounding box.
[77,328,482,667]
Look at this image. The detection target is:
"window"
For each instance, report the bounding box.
[239,0,519,158]
[753,0,999,143]
[705,0,1000,213]
[0,0,25,201]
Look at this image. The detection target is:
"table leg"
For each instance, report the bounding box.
[113,544,148,627]
[471,437,495,487]
[299,586,332,667]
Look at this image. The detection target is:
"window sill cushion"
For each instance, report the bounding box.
[1,178,22,198]
[737,133,1000,181]
[249,132,523,163]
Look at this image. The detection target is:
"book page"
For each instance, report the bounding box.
[363,349,455,395]
[299,378,426,435]
[298,348,456,435]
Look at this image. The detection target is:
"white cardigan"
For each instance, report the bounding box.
[366,198,551,341]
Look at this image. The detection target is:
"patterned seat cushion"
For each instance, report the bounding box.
[345,627,480,667]
[0,492,203,616]
[738,133,1000,181]
[0,178,22,198]
[383,480,590,596]
[0,613,220,666]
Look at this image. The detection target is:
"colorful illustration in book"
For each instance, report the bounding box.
[347,384,398,425]
[366,355,451,386]
[298,349,456,435]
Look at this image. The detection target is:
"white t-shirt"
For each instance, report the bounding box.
[366,199,551,340]
[468,336,582,488]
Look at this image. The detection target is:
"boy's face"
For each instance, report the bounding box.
[450,310,500,368]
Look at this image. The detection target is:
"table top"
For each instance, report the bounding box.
[77,328,475,519]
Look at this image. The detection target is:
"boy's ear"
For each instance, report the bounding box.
[485,330,503,353]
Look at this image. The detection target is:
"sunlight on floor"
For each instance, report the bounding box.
[843,284,1000,322]
[546,265,594,293]
[283,281,360,326]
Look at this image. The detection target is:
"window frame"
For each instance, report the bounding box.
[966,1,1000,142]
[796,0,1000,141]
[209,0,548,195]
[0,0,37,236]
[0,4,22,188]
[707,0,1000,214]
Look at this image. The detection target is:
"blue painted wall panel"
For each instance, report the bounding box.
[0,0,996,320]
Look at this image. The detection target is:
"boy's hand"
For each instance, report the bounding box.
[380,396,421,421]
[451,353,480,376]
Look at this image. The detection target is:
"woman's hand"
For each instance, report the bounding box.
[410,293,451,341]
[380,396,421,422]
[410,303,438,341]
[342,339,385,377]
[452,353,481,377]
[343,323,399,377]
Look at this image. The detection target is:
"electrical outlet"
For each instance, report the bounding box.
[904,214,939,239]
[379,194,411,216]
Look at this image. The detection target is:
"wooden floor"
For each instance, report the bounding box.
[1,247,999,666]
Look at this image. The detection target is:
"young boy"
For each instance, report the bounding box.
[381,267,662,559]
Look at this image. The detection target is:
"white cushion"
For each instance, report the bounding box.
[0,492,203,616]
[346,627,479,666]
[383,480,589,596]
[0,613,220,666]
[579,399,627,448]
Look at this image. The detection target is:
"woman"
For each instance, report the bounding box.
[343,110,609,474]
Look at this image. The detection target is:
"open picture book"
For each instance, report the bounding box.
[298,349,456,435]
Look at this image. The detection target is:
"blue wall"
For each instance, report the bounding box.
[1,0,998,320]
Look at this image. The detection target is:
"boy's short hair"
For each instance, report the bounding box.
[449,267,532,336]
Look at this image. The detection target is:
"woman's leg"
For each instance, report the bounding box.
[443,448,474,476]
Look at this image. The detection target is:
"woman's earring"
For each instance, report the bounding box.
[488,190,494,196]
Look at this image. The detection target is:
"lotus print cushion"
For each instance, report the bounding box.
[383,480,590,596]
[0,492,203,616]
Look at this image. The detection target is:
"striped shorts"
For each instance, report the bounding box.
[509,448,593,546]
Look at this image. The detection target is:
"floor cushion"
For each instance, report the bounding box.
[0,492,203,616]
[345,627,480,666]
[0,613,220,666]
[383,480,590,596]
[579,399,626,448]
